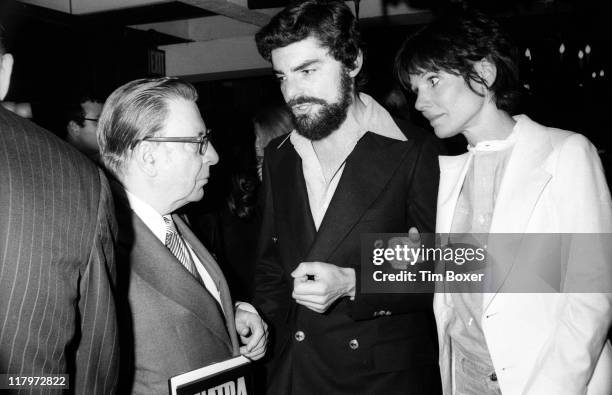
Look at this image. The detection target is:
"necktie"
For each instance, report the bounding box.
[163,215,203,284]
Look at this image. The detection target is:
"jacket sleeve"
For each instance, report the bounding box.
[74,170,120,395]
[523,133,612,394]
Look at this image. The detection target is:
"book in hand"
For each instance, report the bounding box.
[168,355,253,395]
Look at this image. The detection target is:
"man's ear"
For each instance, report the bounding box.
[0,53,14,100]
[348,50,363,78]
[134,141,158,177]
[67,120,80,138]
[474,57,497,89]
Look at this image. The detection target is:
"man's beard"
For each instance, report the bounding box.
[287,70,353,141]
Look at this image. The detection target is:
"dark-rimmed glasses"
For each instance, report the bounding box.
[133,129,212,155]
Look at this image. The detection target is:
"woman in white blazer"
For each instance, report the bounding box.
[395,10,612,395]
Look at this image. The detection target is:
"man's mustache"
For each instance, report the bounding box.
[287,97,328,107]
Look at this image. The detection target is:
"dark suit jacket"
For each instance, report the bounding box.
[254,127,442,394]
[0,106,119,394]
[111,185,240,395]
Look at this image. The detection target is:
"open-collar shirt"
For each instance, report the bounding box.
[289,93,406,230]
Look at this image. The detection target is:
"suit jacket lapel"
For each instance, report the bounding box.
[436,154,471,310]
[272,142,317,263]
[112,187,234,354]
[437,153,471,234]
[175,215,240,355]
[489,119,552,234]
[306,133,409,262]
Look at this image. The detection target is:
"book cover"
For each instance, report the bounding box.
[168,355,253,395]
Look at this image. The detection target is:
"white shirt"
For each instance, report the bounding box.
[124,189,222,307]
[290,93,406,229]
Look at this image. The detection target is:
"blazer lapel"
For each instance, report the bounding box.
[437,153,471,234]
[175,215,240,355]
[272,143,317,265]
[484,117,553,309]
[122,202,234,353]
[489,120,552,234]
[305,133,409,262]
[435,154,471,312]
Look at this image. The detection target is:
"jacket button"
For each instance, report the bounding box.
[272,236,278,243]
[489,372,497,381]
[349,339,359,350]
[294,330,305,342]
[385,310,392,316]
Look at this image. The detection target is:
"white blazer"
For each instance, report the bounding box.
[434,115,612,395]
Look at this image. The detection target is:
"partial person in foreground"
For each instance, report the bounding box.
[396,10,612,395]
[0,29,119,394]
[97,77,267,395]
[253,0,442,393]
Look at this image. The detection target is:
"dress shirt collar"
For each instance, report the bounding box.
[124,189,167,243]
[467,124,518,153]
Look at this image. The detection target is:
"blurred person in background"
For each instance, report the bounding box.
[253,104,294,180]
[65,95,104,163]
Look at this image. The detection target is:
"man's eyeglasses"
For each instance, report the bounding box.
[80,117,99,123]
[133,129,212,155]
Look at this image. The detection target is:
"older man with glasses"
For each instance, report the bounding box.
[97,77,268,395]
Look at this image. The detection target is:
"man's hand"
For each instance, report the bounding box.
[234,303,268,361]
[291,262,356,313]
[388,227,422,269]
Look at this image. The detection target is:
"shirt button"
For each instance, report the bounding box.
[272,236,278,243]
[385,310,392,316]
[294,330,305,342]
[349,339,359,350]
[489,372,497,381]
[478,215,486,224]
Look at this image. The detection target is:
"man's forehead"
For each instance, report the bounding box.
[162,97,206,135]
[82,100,103,115]
[271,36,331,70]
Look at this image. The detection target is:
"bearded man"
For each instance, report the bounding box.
[253,0,442,393]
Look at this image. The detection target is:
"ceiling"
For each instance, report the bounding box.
[16,0,274,26]
[8,0,594,81]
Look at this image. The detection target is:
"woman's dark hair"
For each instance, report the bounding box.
[395,10,520,112]
[253,104,293,146]
[255,0,361,70]
[227,171,259,220]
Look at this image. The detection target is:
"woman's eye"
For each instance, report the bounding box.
[302,69,315,75]
[428,76,439,87]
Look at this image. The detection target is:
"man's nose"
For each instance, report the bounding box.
[203,143,219,165]
[281,77,304,104]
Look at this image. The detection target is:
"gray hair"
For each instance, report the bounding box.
[97,77,198,176]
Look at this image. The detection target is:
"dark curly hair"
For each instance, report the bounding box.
[227,172,259,220]
[395,10,520,112]
[255,0,361,71]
